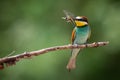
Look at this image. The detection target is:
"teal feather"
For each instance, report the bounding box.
[67,25,91,71]
[74,25,90,44]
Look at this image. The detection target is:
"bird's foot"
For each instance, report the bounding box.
[93,42,99,47]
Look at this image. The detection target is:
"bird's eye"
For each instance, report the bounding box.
[79,19,83,21]
[77,19,84,21]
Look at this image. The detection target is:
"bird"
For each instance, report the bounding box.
[65,16,91,71]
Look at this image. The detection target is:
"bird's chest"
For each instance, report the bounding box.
[74,26,89,44]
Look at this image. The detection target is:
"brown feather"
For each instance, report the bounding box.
[71,28,76,44]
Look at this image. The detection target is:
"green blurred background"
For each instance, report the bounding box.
[0,0,120,80]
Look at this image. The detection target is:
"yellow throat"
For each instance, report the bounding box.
[75,20,87,27]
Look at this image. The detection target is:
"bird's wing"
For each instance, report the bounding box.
[87,26,91,40]
[71,28,76,44]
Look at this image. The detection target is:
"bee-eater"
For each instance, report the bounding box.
[66,16,91,71]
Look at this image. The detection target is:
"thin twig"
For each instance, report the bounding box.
[0,41,109,70]
[6,51,15,57]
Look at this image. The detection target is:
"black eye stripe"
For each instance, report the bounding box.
[79,19,84,21]
[76,19,84,21]
[75,16,88,23]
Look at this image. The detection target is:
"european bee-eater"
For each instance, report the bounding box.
[63,11,91,71]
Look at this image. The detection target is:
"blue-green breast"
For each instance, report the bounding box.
[74,25,90,44]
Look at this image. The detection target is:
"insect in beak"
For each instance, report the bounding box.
[62,10,76,25]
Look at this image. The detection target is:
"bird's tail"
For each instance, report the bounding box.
[66,48,80,71]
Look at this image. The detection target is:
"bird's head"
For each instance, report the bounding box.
[74,16,88,27]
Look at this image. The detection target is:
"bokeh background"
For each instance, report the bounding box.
[0,0,120,80]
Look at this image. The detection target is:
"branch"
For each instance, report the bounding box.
[0,41,109,70]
